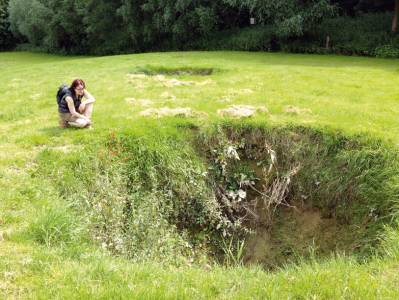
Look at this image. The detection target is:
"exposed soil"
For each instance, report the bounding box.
[243,199,360,268]
[238,161,359,268]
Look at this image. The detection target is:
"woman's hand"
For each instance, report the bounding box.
[78,102,86,113]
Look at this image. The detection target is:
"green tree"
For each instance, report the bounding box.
[85,0,132,54]
[8,0,51,46]
[348,0,399,33]
[8,0,88,53]
[0,0,16,50]
[44,0,88,53]
[223,0,336,37]
[120,0,221,49]
[117,0,150,50]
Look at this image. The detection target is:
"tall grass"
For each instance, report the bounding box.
[28,206,79,248]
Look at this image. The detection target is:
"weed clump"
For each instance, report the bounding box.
[28,206,80,248]
[36,132,230,264]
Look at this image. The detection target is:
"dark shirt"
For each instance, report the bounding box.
[58,88,82,113]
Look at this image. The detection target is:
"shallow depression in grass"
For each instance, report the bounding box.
[132,65,215,76]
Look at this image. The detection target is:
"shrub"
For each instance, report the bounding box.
[272,12,397,57]
[8,0,51,46]
[0,0,17,50]
[195,25,277,51]
[313,12,393,56]
[375,45,399,58]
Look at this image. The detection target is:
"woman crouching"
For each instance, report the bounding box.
[58,79,95,128]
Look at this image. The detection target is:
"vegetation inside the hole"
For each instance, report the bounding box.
[35,123,399,268]
[131,65,215,76]
[197,124,399,266]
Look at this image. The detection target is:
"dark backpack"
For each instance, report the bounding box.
[56,84,69,105]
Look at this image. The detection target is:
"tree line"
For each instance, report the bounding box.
[0,0,398,56]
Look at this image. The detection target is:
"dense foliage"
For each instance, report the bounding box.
[0,0,16,49]
[2,0,399,56]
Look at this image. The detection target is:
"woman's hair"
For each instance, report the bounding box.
[70,79,86,96]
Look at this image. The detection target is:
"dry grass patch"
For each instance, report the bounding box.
[34,145,84,153]
[284,105,312,115]
[161,92,177,100]
[217,105,268,118]
[218,89,255,103]
[139,107,202,118]
[125,97,154,107]
[126,74,150,90]
[126,73,213,89]
[154,75,213,87]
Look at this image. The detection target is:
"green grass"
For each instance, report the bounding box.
[1,51,399,299]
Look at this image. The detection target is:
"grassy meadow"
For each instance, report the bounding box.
[1,51,399,299]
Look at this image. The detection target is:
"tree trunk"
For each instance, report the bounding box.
[392,0,399,32]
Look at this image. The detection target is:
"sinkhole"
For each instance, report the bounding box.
[199,125,399,268]
[41,124,399,268]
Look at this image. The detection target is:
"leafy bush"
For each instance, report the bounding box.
[8,0,88,54]
[84,0,131,55]
[0,0,17,50]
[196,25,277,51]
[200,12,398,57]
[313,12,393,56]
[278,12,396,56]
[44,0,88,54]
[8,0,50,46]
[375,45,399,58]
[222,0,336,38]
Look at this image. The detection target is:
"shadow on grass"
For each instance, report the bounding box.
[39,126,81,137]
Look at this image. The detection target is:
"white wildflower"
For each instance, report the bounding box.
[237,189,246,200]
[226,146,240,160]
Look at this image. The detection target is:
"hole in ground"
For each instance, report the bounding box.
[198,125,398,268]
[41,124,399,268]
[132,65,215,76]
[243,198,359,268]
